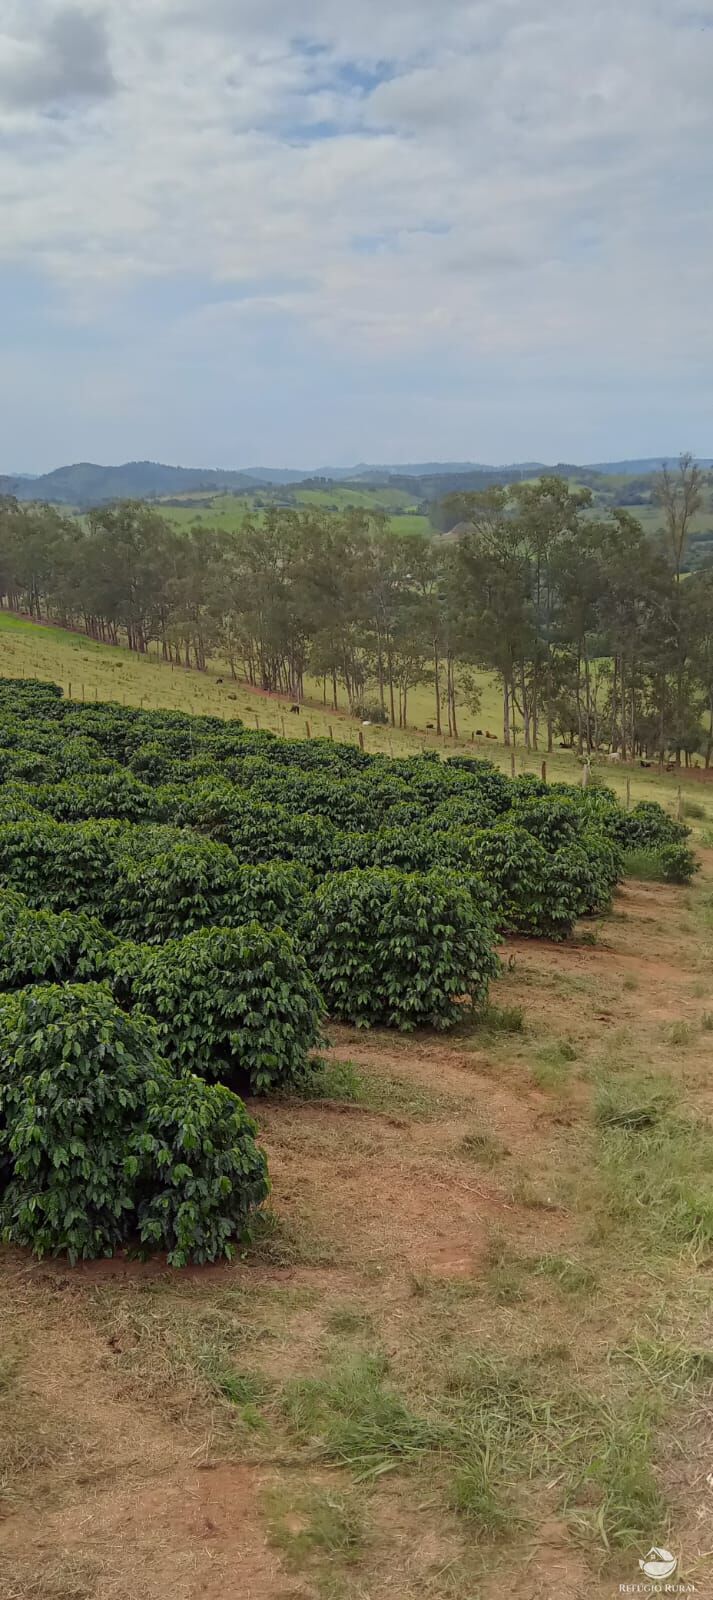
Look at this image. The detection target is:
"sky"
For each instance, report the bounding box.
[1,0,712,473]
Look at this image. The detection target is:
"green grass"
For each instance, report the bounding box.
[666,1020,695,1047]
[473,1002,525,1036]
[532,1254,598,1295]
[282,1353,446,1476]
[264,1482,366,1569]
[623,849,676,882]
[289,1055,456,1120]
[531,1040,578,1089]
[683,799,708,821]
[448,1448,520,1536]
[275,1340,672,1551]
[614,1336,713,1398]
[593,1076,713,1257]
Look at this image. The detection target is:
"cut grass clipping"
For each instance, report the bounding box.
[279,1347,671,1548]
[594,1075,713,1256]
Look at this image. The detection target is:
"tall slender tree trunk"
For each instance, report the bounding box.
[448,654,458,739]
[520,667,531,750]
[433,640,442,735]
[575,649,584,755]
[583,645,592,753]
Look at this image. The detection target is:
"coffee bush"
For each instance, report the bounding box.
[0,983,269,1264]
[0,891,115,990]
[112,924,324,1092]
[302,867,499,1030]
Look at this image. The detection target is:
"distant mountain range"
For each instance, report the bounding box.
[0,460,264,506]
[1,456,710,508]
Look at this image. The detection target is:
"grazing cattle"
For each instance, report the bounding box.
[362,720,371,727]
[290,704,301,714]
[607,751,622,763]
[216,677,223,684]
[426,722,434,730]
[476,729,483,736]
[640,759,652,769]
[486,731,497,740]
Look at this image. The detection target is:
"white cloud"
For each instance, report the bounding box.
[0,0,712,463]
[0,4,115,107]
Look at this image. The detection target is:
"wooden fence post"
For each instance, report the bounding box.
[626,777,631,810]
[328,725,334,741]
[541,760,547,783]
[305,721,311,738]
[677,786,684,821]
[81,684,85,701]
[68,682,72,700]
[510,751,516,778]
[281,716,286,737]
[254,713,260,731]
[359,730,364,751]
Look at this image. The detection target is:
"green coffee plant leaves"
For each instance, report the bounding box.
[0,983,269,1265]
[302,868,500,1030]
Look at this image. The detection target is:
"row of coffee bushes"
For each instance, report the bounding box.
[0,680,693,857]
[0,681,694,1266]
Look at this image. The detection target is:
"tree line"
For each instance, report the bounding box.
[0,457,711,762]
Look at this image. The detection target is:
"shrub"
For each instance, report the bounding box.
[351,700,390,726]
[0,891,115,990]
[372,827,440,873]
[446,758,514,813]
[174,785,339,871]
[228,862,312,932]
[301,868,499,1031]
[112,837,311,942]
[38,773,156,823]
[112,835,245,942]
[430,795,498,832]
[553,830,623,917]
[624,843,698,884]
[111,924,324,1093]
[128,741,178,785]
[0,983,269,1264]
[507,795,586,850]
[0,819,121,913]
[657,843,699,883]
[465,826,581,940]
[613,801,689,850]
[0,782,42,822]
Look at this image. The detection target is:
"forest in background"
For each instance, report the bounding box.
[1,459,712,763]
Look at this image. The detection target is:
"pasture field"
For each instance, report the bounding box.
[156,485,428,536]
[0,609,709,818]
[0,619,711,1597]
